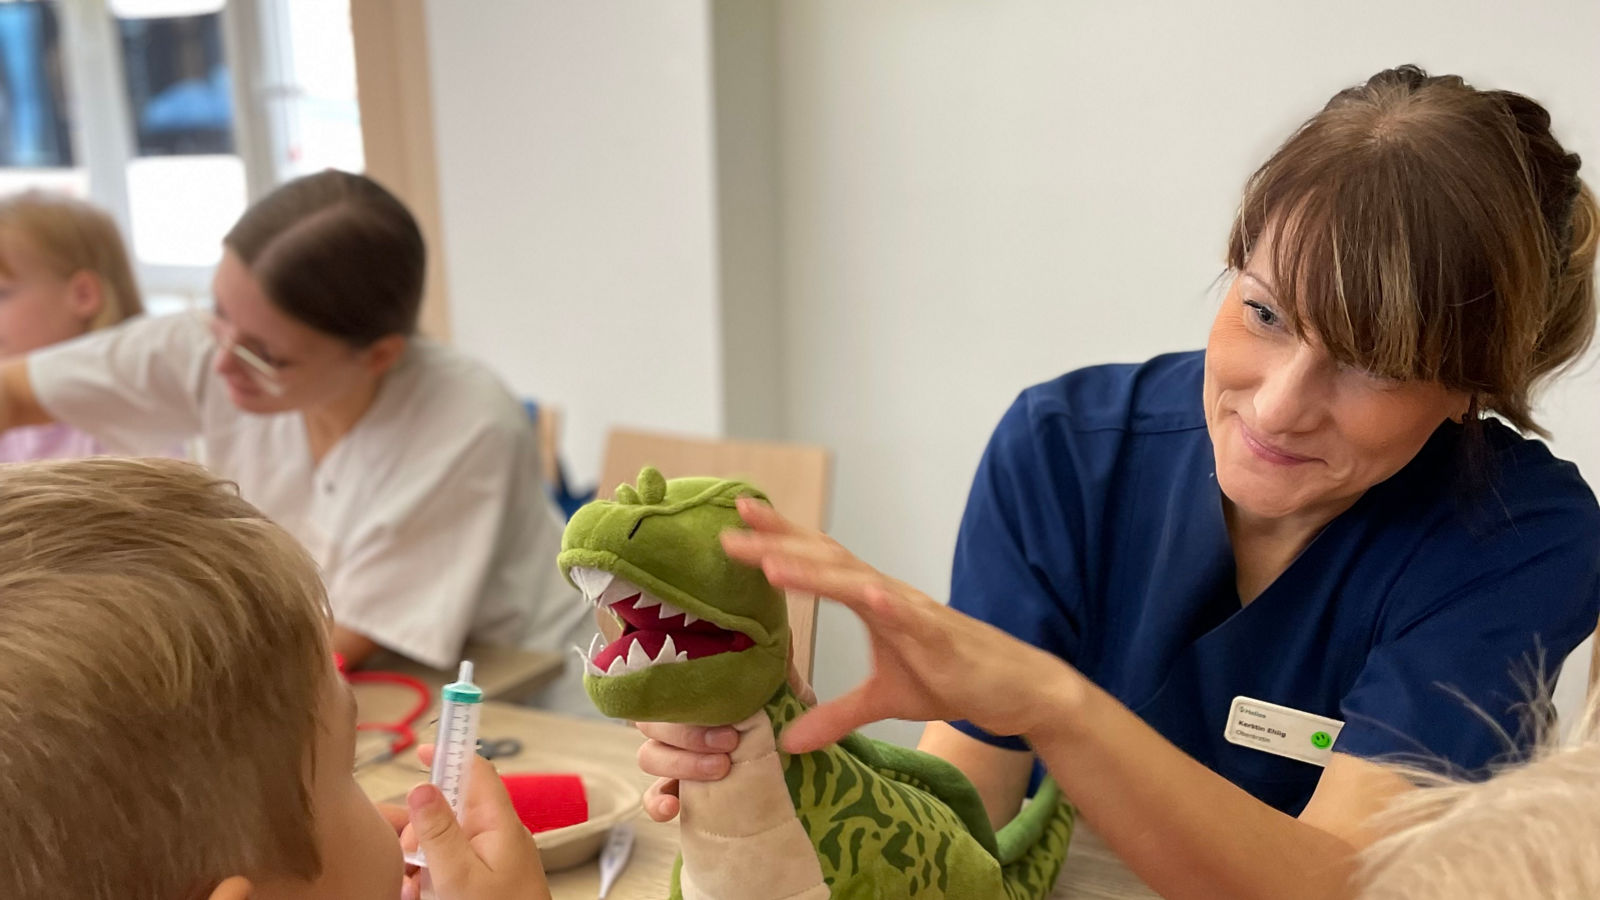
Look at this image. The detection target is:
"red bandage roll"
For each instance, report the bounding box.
[501,773,589,833]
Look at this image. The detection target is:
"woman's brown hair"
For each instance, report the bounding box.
[1226,65,1596,437]
[224,170,425,346]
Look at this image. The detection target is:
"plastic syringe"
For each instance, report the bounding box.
[405,660,483,868]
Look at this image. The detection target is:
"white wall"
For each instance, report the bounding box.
[423,0,725,485]
[773,0,1600,743]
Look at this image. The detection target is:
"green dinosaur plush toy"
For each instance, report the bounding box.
[560,467,1075,900]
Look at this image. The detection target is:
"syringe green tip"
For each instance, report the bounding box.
[442,659,483,703]
[406,658,483,870]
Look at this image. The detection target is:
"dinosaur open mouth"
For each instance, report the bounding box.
[570,566,755,677]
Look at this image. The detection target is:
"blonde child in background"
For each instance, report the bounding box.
[1356,690,1600,899]
[0,191,142,460]
[0,458,552,900]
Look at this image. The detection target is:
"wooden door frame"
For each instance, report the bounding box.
[350,0,451,341]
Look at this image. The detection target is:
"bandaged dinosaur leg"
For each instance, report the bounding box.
[677,707,829,900]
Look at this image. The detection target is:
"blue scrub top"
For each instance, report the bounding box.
[950,351,1600,815]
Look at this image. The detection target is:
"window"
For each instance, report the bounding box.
[117,3,246,272]
[270,0,363,180]
[0,0,363,314]
[0,1,86,194]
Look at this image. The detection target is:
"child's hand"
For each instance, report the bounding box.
[401,744,551,900]
[635,654,810,823]
[376,801,412,837]
[634,722,736,823]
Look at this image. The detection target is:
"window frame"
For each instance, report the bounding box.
[43,0,279,304]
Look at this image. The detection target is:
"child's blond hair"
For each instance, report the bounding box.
[0,190,143,328]
[0,458,332,900]
[1358,689,1600,899]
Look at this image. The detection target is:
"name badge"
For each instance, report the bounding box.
[1222,696,1344,767]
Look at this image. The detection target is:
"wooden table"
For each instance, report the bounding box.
[356,701,1154,899]
[352,643,565,728]
[1058,831,1159,899]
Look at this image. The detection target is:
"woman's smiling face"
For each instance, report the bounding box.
[1204,229,1468,522]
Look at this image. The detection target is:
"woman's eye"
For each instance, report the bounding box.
[1244,299,1280,328]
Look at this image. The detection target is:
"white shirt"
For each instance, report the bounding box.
[28,312,590,708]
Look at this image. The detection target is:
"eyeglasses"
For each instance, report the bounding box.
[207,312,287,397]
[226,341,288,397]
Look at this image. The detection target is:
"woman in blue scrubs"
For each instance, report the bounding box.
[638,67,1599,898]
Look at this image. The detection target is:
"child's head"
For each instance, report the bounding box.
[1357,692,1600,898]
[0,190,143,357]
[0,458,402,900]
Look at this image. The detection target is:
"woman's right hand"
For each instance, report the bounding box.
[719,497,1083,752]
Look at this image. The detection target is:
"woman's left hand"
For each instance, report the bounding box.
[720,497,1083,753]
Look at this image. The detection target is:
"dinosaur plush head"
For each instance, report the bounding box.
[558,467,790,725]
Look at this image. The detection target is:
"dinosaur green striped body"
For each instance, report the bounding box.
[560,469,1075,899]
[762,687,1074,900]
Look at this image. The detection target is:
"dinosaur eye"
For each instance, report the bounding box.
[628,519,644,540]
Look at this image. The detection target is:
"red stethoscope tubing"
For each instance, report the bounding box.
[338,653,432,758]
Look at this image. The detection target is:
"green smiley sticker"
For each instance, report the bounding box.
[1310,731,1333,750]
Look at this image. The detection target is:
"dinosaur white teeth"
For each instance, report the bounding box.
[681,612,699,626]
[597,579,640,608]
[632,592,662,611]
[569,643,595,672]
[570,567,615,604]
[573,645,604,676]
[626,640,652,672]
[655,635,685,665]
[589,632,699,678]
[654,599,686,623]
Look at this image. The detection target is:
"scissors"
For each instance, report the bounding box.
[476,737,523,760]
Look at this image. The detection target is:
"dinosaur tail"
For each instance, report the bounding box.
[996,776,1076,900]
